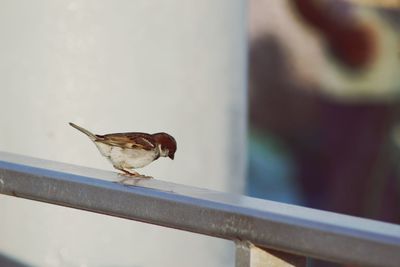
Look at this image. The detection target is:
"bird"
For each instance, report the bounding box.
[69,122,176,178]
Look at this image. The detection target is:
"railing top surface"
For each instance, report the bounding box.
[0,151,399,267]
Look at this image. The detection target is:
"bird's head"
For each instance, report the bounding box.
[153,132,177,160]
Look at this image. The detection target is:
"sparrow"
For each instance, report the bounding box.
[69,122,177,178]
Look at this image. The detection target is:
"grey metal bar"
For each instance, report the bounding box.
[0,151,399,267]
[235,242,252,267]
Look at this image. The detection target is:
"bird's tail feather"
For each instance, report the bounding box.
[69,122,98,141]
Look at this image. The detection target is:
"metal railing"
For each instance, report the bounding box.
[0,151,399,267]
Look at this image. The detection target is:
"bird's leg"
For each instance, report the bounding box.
[120,168,141,177]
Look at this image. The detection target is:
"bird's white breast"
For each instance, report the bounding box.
[94,142,158,169]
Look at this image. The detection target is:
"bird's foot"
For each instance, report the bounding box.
[120,169,152,178]
[115,169,152,185]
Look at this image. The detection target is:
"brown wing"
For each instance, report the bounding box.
[97,132,156,150]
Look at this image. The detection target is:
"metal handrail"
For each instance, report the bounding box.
[0,151,399,267]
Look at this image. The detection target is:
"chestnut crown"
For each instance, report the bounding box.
[153,132,177,159]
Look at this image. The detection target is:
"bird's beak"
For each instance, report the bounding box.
[169,153,174,160]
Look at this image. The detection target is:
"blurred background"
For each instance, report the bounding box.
[248,0,400,265]
[0,0,399,266]
[248,0,400,222]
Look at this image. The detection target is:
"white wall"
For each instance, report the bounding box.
[0,1,247,267]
